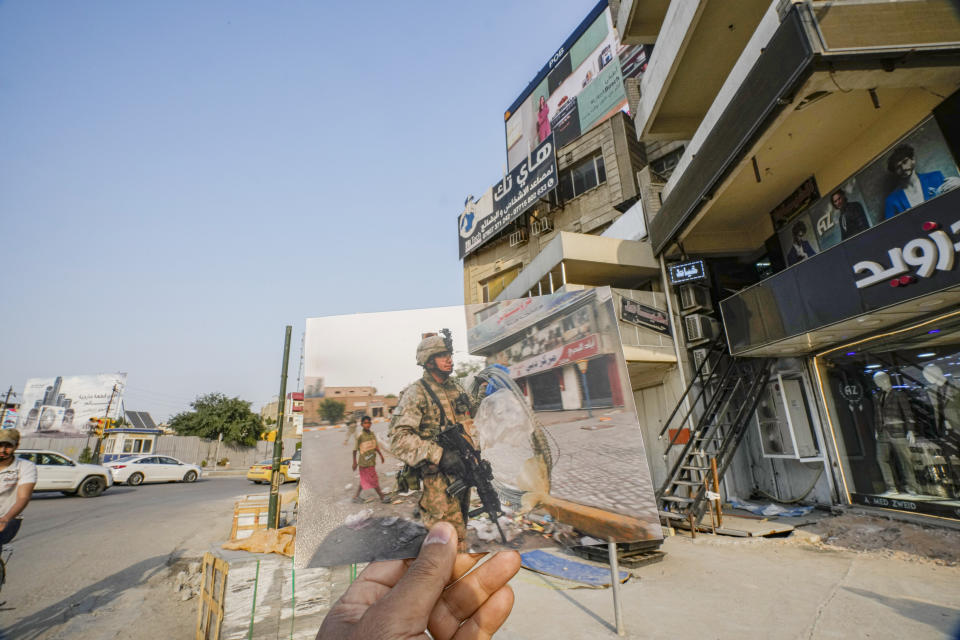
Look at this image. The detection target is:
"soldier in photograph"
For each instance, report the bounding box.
[388,331,479,550]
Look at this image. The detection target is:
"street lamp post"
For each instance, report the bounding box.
[268,325,292,529]
[576,360,593,418]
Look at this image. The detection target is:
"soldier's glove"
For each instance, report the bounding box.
[438,448,466,478]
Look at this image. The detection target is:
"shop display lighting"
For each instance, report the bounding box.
[917,352,936,358]
[865,364,882,369]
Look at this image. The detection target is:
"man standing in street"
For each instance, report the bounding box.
[389,331,479,551]
[0,429,36,552]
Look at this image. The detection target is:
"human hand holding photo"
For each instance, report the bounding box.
[317,521,520,640]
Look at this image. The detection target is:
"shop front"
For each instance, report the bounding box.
[467,288,627,413]
[722,184,960,521]
[814,312,960,519]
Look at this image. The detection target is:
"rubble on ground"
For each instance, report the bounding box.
[786,513,960,565]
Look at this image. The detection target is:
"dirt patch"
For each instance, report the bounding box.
[788,513,960,565]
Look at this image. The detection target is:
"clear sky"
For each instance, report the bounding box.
[0,0,593,420]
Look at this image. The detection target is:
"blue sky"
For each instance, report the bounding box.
[0,0,593,420]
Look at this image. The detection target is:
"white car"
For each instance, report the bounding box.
[105,455,202,486]
[286,448,301,481]
[16,449,114,498]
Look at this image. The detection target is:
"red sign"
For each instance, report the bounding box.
[510,334,600,378]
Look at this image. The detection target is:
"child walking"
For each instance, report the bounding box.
[352,416,389,503]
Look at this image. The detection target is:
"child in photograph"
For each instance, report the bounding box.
[352,415,389,503]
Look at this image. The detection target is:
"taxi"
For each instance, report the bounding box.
[246,458,292,484]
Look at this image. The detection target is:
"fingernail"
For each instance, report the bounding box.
[423,523,452,546]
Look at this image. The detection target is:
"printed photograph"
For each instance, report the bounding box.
[854,117,960,221]
[295,288,661,568]
[807,177,877,252]
[777,211,821,267]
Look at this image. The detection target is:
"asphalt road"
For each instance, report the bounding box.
[1,475,257,639]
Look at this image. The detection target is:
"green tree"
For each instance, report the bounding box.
[169,393,263,447]
[454,360,484,381]
[318,398,346,423]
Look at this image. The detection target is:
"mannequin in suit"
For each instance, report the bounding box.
[872,371,918,494]
[922,364,959,436]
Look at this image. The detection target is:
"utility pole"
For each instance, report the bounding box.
[268,325,292,529]
[0,386,14,429]
[93,383,119,464]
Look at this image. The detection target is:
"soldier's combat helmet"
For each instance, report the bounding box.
[416,332,451,366]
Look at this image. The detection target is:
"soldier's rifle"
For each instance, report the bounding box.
[436,422,508,544]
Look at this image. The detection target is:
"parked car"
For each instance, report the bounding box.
[246,458,293,484]
[104,455,202,486]
[286,449,301,481]
[16,449,114,498]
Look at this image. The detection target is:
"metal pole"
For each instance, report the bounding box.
[268,325,292,529]
[608,540,624,636]
[212,432,223,468]
[579,370,593,418]
[0,386,13,428]
[94,384,119,464]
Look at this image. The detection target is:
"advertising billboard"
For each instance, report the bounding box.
[16,373,126,437]
[777,117,960,267]
[458,134,557,259]
[503,2,650,171]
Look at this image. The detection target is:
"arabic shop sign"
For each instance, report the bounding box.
[467,289,590,352]
[853,220,960,289]
[668,259,707,285]
[620,297,671,335]
[510,334,601,379]
[720,188,960,356]
[458,134,557,259]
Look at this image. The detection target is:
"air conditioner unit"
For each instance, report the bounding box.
[691,346,720,376]
[531,217,553,235]
[684,313,721,344]
[508,228,528,247]
[678,284,711,313]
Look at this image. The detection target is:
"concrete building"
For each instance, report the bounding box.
[462,0,960,526]
[260,392,304,436]
[302,386,398,426]
[619,0,960,522]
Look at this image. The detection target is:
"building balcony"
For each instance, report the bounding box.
[719,188,960,356]
[631,0,772,141]
[496,231,659,301]
[615,0,670,45]
[647,1,960,256]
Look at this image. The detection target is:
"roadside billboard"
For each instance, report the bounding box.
[16,373,126,437]
[504,2,650,171]
[458,134,557,258]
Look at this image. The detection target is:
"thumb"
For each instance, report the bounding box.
[365,522,457,634]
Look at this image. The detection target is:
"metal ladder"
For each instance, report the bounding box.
[655,340,773,532]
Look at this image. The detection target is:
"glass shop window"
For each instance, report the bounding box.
[820,315,960,520]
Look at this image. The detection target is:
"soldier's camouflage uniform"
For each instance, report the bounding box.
[389,371,479,548]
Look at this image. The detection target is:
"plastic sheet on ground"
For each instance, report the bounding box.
[520,549,629,588]
[729,497,815,518]
[222,526,297,557]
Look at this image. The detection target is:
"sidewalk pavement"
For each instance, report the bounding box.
[220,518,959,639]
[497,532,960,639]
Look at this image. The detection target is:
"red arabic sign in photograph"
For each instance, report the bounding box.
[509,334,600,378]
